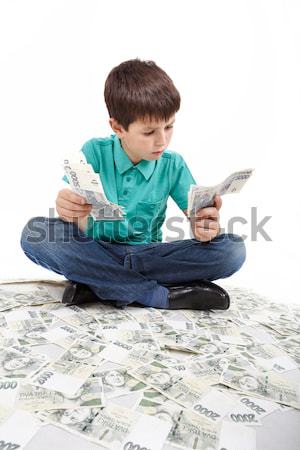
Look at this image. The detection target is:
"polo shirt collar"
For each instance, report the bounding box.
[113,134,156,181]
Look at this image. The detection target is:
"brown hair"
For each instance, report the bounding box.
[104,58,180,131]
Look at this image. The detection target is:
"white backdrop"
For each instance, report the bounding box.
[0,0,299,304]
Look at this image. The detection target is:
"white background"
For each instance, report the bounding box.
[0,0,299,304]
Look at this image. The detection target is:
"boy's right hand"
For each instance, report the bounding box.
[56,189,92,223]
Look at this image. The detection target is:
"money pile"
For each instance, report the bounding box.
[0,280,299,450]
[63,153,126,221]
[187,168,254,217]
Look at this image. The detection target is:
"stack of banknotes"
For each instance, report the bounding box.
[63,153,126,221]
[0,280,299,450]
[187,168,254,217]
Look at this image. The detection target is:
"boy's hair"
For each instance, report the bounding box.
[104,58,180,131]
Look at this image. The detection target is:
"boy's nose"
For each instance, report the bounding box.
[155,132,167,147]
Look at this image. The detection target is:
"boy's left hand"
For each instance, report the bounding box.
[191,195,222,242]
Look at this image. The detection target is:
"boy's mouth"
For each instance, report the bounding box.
[152,149,165,155]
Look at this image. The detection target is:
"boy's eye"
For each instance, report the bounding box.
[143,125,173,136]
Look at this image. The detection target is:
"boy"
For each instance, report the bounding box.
[20,58,246,310]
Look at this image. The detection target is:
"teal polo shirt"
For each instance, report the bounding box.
[63,134,197,244]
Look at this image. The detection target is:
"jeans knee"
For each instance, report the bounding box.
[20,216,48,252]
[217,233,246,278]
[226,233,246,273]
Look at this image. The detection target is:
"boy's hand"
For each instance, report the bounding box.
[56,189,92,223]
[191,195,222,242]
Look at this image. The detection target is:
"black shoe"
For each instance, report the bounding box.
[62,282,104,306]
[167,280,230,310]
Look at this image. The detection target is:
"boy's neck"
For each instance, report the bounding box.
[120,139,142,165]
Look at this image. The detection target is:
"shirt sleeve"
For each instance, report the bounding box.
[169,152,197,210]
[62,139,100,183]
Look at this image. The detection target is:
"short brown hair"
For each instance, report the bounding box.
[104,58,180,131]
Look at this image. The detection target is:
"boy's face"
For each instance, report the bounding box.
[110,115,175,165]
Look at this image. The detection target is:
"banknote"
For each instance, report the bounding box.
[128,360,182,390]
[226,403,262,426]
[159,330,201,352]
[0,289,20,311]
[136,394,183,432]
[183,335,231,356]
[97,340,164,370]
[187,168,254,217]
[240,344,298,373]
[16,376,105,411]
[30,359,95,397]
[220,363,300,409]
[167,408,220,450]
[0,285,58,308]
[55,309,102,336]
[39,323,83,346]
[227,393,279,424]
[126,306,164,323]
[92,361,146,399]
[83,304,137,326]
[37,406,102,437]
[0,346,48,379]
[95,321,150,343]
[208,325,252,347]
[3,309,45,332]
[108,329,161,352]
[63,156,126,220]
[57,336,106,366]
[172,354,233,385]
[0,330,18,348]
[40,402,171,449]
[12,326,49,347]
[151,351,190,367]
[278,336,300,359]
[129,361,210,411]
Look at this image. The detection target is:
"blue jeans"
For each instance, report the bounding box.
[20,217,246,308]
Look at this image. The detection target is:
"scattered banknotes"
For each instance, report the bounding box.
[187,168,254,217]
[63,153,126,220]
[0,280,299,449]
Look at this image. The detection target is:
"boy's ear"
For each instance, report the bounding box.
[109,118,125,137]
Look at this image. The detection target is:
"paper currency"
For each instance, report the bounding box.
[63,154,126,220]
[0,346,48,379]
[220,363,300,409]
[0,280,299,449]
[40,402,171,450]
[167,409,220,450]
[30,359,95,397]
[92,362,146,399]
[57,336,106,366]
[16,375,105,411]
[187,168,254,217]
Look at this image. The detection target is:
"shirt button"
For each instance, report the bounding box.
[123,190,128,195]
[126,177,131,182]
